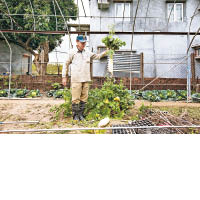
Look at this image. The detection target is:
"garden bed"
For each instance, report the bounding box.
[0,98,199,134]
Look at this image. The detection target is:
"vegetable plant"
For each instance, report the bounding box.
[14,89,29,98]
[192,93,200,102]
[52,83,62,90]
[102,25,126,76]
[0,90,8,97]
[50,79,134,121]
[27,89,41,98]
[85,78,134,120]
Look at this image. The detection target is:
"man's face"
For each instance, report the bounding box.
[76,40,86,51]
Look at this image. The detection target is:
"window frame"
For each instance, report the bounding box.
[197,49,200,57]
[97,46,107,54]
[167,3,184,22]
[114,2,131,22]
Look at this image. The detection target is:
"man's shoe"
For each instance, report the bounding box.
[79,101,86,121]
[73,114,80,121]
[79,112,85,121]
[72,103,79,121]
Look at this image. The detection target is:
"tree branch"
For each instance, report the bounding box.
[25,35,35,46]
[16,39,37,56]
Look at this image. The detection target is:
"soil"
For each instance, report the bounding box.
[0,98,200,134]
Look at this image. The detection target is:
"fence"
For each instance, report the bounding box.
[0,51,200,92]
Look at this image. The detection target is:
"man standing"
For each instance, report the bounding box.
[62,35,108,121]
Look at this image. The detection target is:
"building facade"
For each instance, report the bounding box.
[89,0,200,79]
[0,41,32,75]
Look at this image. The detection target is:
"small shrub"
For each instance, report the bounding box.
[85,78,134,120]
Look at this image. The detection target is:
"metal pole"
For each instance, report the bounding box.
[0,125,200,133]
[0,31,12,98]
[129,52,132,95]
[0,121,39,125]
[2,0,13,30]
[187,32,191,102]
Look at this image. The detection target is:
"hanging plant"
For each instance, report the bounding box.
[102,25,126,76]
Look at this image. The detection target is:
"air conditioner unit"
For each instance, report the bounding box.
[98,0,110,9]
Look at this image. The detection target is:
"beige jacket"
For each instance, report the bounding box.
[62,49,107,82]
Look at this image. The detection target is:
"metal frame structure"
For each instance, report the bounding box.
[0,0,200,103]
[0,125,200,133]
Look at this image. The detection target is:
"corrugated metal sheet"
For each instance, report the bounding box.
[113,53,141,73]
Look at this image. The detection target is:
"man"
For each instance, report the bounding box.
[62,35,108,121]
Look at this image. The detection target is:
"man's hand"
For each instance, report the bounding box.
[62,77,67,86]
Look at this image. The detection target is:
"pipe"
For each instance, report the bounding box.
[2,0,13,30]
[0,98,42,100]
[144,0,151,32]
[166,0,177,30]
[52,0,58,31]
[28,0,36,31]
[80,0,87,17]
[54,0,72,48]
[0,121,39,125]
[131,0,141,52]
[0,13,199,20]
[1,30,200,35]
[0,125,200,133]
[0,31,12,98]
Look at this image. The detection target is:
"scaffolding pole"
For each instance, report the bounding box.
[0,125,200,133]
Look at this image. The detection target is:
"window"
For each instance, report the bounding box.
[167,3,183,22]
[115,3,130,22]
[98,0,110,9]
[97,46,107,54]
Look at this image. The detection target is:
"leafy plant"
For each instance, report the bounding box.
[53,89,65,98]
[50,79,134,121]
[102,25,126,76]
[52,83,62,90]
[46,90,56,97]
[177,90,187,100]
[27,90,41,98]
[3,81,15,87]
[14,89,29,98]
[192,93,200,103]
[139,90,187,102]
[0,90,8,97]
[85,78,134,120]
[102,25,126,58]
[50,89,72,119]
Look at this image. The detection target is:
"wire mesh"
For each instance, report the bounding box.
[112,119,176,134]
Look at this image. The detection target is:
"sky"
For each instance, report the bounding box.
[49,0,90,64]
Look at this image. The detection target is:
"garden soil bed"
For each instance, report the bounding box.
[0,98,200,134]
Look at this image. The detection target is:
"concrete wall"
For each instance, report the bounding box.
[0,41,32,75]
[89,0,200,78]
